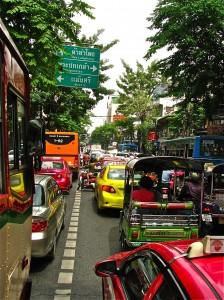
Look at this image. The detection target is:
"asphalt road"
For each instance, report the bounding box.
[30,183,121,300]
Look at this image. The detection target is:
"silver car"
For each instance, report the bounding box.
[31,174,66,259]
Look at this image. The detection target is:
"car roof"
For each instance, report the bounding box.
[41,156,65,161]
[126,156,204,172]
[141,239,224,296]
[34,174,53,185]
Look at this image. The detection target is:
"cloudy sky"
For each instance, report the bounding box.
[78,0,160,131]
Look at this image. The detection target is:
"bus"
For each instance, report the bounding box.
[0,19,43,299]
[158,135,224,164]
[45,131,80,178]
[117,142,139,153]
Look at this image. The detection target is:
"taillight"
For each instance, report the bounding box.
[101,185,116,193]
[32,219,48,232]
[131,231,139,239]
[191,232,198,239]
[162,187,169,194]
[57,174,63,179]
[203,207,211,213]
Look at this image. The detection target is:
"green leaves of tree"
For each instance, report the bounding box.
[146,0,224,118]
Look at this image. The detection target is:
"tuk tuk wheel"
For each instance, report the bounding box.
[120,231,128,251]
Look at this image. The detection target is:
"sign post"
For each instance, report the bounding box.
[56,45,100,89]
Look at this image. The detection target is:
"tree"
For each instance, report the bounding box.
[116,61,162,152]
[90,123,118,149]
[1,2,119,131]
[146,0,224,118]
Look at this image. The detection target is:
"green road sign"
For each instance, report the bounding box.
[55,72,99,89]
[56,45,100,89]
[58,58,99,76]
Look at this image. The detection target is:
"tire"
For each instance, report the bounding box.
[120,231,128,251]
[97,198,103,213]
[61,214,65,231]
[48,234,57,260]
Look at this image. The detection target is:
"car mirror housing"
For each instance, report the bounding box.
[95,260,117,277]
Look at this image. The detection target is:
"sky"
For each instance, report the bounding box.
[78,0,160,132]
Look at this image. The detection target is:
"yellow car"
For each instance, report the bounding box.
[94,164,126,212]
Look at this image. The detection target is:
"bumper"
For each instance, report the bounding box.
[31,232,52,257]
[100,193,124,209]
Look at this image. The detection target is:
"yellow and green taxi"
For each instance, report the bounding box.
[94,163,126,212]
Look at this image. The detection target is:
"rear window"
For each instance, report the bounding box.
[108,168,125,180]
[33,184,44,206]
[41,161,64,169]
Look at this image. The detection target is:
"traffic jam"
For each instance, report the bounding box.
[1,1,224,299]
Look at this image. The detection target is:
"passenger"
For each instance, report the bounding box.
[178,173,202,202]
[132,176,160,202]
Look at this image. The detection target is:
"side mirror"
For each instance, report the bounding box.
[95,260,117,277]
[27,119,44,171]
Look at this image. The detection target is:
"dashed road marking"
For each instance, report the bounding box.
[55,190,82,299]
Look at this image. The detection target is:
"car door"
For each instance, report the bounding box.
[120,251,187,300]
[50,178,64,233]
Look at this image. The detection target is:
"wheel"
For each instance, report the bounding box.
[48,234,57,259]
[120,231,128,251]
[97,198,103,213]
[61,214,65,231]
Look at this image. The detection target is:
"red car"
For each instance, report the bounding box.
[37,156,72,193]
[95,235,224,300]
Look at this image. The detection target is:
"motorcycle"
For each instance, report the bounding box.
[78,167,98,190]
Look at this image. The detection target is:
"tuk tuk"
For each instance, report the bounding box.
[204,163,224,234]
[119,156,206,249]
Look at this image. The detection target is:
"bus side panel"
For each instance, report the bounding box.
[7,216,32,300]
[193,136,201,158]
[0,224,8,298]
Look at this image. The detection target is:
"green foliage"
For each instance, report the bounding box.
[116,61,163,152]
[90,123,118,149]
[146,0,224,118]
[1,1,119,132]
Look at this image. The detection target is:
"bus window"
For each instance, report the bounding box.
[17,101,25,166]
[7,92,16,169]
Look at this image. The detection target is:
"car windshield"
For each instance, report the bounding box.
[108,169,125,180]
[33,184,44,206]
[41,161,64,169]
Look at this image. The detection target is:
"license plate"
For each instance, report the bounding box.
[202,214,212,222]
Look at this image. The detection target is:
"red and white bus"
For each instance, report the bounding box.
[0,19,43,299]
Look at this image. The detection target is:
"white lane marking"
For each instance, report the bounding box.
[64,248,76,257]
[70,221,78,226]
[66,240,76,248]
[58,272,73,284]
[71,212,79,216]
[55,289,71,295]
[55,191,81,298]
[68,227,77,232]
[54,296,70,300]
[61,260,75,270]
[67,232,77,239]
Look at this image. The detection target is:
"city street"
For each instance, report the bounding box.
[30,183,121,300]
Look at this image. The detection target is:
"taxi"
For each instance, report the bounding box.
[94,163,126,212]
[95,235,224,299]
